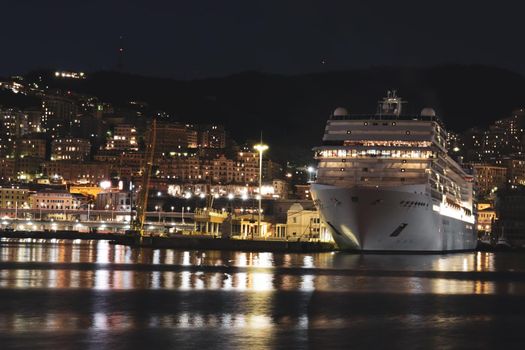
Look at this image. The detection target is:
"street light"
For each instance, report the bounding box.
[253,143,268,239]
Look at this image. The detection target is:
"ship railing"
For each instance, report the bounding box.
[330,114,442,123]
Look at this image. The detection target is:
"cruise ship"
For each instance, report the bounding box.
[310,91,476,251]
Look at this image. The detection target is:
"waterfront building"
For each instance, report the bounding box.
[95,190,132,221]
[477,203,496,233]
[285,202,331,241]
[29,189,80,220]
[0,186,31,209]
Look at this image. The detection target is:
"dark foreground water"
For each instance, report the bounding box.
[0,239,525,349]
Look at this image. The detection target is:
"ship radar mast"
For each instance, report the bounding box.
[377,90,406,117]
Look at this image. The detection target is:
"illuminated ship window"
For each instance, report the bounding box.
[364,122,368,126]
[401,169,405,172]
[340,168,345,171]
[392,122,396,126]
[406,130,411,135]
[346,130,351,134]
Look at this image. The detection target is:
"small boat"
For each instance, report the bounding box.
[477,234,493,251]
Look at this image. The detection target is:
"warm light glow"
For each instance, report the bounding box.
[253,144,269,153]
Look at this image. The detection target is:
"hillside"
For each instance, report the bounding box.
[23,65,525,162]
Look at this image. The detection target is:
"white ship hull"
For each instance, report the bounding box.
[311,183,477,251]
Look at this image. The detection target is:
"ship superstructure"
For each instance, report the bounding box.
[311,91,476,251]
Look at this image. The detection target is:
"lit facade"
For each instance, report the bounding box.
[29,189,80,220]
[0,187,31,209]
[17,137,46,159]
[51,138,91,161]
[285,202,331,241]
[105,124,138,151]
[472,164,508,196]
[41,161,111,184]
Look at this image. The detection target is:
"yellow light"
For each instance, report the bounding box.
[253,144,269,153]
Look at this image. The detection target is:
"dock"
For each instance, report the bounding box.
[0,230,337,253]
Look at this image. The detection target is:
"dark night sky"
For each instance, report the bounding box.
[2,0,525,78]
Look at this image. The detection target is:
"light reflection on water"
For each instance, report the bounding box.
[0,240,524,295]
[0,240,525,349]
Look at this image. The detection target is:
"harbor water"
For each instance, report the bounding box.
[0,239,525,349]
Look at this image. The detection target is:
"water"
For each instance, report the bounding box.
[0,239,524,349]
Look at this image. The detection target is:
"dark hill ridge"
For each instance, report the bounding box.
[26,65,525,162]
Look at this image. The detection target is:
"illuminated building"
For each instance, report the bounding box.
[0,108,29,156]
[105,124,138,151]
[24,107,44,133]
[17,136,46,159]
[294,184,311,200]
[152,122,189,158]
[0,158,15,182]
[472,163,508,196]
[234,150,258,183]
[95,191,132,212]
[42,95,78,137]
[29,189,80,220]
[54,71,86,79]
[41,161,110,184]
[0,186,31,210]
[285,202,331,241]
[51,138,91,161]
[16,156,42,181]
[501,158,525,186]
[262,159,283,181]
[197,124,226,148]
[477,204,496,233]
